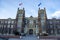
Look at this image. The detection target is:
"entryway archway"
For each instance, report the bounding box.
[29,29,33,35]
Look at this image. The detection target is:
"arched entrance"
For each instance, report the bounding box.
[29,29,33,35]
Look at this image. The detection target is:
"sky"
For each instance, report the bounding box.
[0,0,60,19]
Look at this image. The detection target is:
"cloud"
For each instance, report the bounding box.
[30,9,36,14]
[0,9,10,19]
[0,0,18,19]
[1,0,60,19]
[25,9,37,17]
[52,10,60,18]
[30,9,37,17]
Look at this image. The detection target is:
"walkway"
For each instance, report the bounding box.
[20,35,39,40]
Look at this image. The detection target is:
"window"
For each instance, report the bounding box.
[50,25,53,28]
[0,25,1,27]
[41,20,45,26]
[8,25,10,28]
[36,25,38,27]
[49,21,52,24]
[57,25,60,28]
[29,20,33,24]
[26,20,27,24]
[12,21,14,24]
[36,20,38,23]
[1,21,3,23]
[51,30,53,34]
[40,13,44,19]
[19,14,23,17]
[17,21,22,27]
[41,20,45,23]
[8,21,10,24]
[40,13,44,17]
[57,21,59,23]
[11,25,13,28]
[8,21,10,23]
[4,25,6,28]
[1,25,3,28]
[41,23,44,26]
[17,24,21,27]
[5,21,7,23]
[58,30,60,33]
[18,19,22,22]
[0,21,1,23]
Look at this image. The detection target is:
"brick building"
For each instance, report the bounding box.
[0,8,60,36]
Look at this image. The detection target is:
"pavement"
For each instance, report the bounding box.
[20,35,39,40]
[9,35,39,40]
[1,35,59,40]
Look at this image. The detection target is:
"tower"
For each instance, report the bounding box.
[16,8,25,35]
[38,8,47,34]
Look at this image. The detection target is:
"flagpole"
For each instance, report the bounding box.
[38,3,41,9]
[19,2,23,9]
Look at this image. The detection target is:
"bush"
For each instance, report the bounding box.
[13,31,20,36]
[43,33,48,36]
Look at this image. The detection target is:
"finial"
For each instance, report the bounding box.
[18,8,19,10]
[44,7,46,10]
[39,8,40,10]
[30,16,33,18]
[23,8,24,10]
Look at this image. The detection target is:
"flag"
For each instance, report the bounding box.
[19,3,23,6]
[38,3,41,6]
